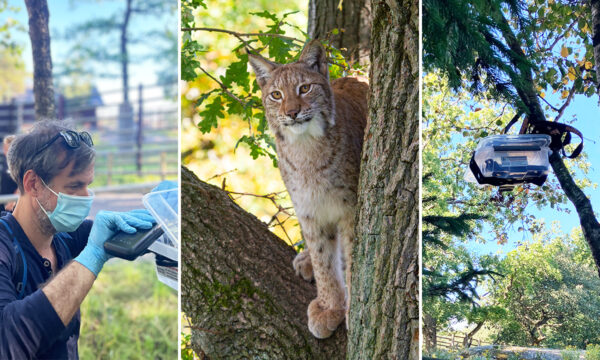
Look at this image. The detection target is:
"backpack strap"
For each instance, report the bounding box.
[55,232,73,260]
[0,218,26,300]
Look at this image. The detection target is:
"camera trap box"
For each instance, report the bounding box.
[143,188,178,291]
[466,134,552,187]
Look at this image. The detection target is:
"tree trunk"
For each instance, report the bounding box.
[496,9,600,277]
[346,0,420,359]
[307,0,370,63]
[550,153,600,276]
[121,0,132,104]
[181,167,347,359]
[24,0,55,120]
[423,313,438,352]
[591,0,600,95]
[463,322,484,348]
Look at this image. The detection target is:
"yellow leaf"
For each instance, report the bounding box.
[582,23,590,34]
[585,61,593,70]
[561,90,569,99]
[561,46,569,57]
[540,92,545,98]
[568,67,576,80]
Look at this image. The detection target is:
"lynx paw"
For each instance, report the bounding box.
[307,299,345,339]
[293,250,313,281]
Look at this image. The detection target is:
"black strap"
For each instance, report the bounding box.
[530,121,584,159]
[55,232,73,260]
[0,218,26,300]
[502,112,584,159]
[0,219,73,300]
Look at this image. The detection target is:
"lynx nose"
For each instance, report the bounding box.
[286,108,300,120]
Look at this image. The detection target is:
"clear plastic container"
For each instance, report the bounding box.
[471,134,551,182]
[142,188,178,290]
[143,188,178,248]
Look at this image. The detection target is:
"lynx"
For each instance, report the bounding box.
[249,41,368,339]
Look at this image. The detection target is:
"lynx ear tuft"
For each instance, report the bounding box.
[298,40,328,79]
[248,53,279,89]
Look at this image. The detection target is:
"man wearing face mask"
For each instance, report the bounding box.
[0,121,155,359]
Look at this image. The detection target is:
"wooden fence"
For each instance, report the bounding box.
[436,333,492,351]
[0,83,178,185]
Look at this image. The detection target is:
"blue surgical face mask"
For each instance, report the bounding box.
[36,179,94,233]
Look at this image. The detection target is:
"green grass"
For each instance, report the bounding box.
[79,260,178,360]
[587,345,600,360]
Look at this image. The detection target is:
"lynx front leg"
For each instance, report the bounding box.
[303,222,346,339]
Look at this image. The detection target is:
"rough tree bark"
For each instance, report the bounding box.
[308,0,371,63]
[181,167,347,359]
[346,0,420,358]
[24,0,55,120]
[591,0,600,95]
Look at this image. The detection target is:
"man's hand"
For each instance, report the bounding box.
[74,210,156,276]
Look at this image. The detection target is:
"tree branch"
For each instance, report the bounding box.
[181,167,347,358]
[554,82,577,122]
[181,27,303,44]
[540,20,577,53]
[197,65,254,110]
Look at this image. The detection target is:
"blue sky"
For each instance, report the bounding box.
[1,1,176,93]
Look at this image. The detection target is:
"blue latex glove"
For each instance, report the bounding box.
[124,209,157,223]
[74,210,156,276]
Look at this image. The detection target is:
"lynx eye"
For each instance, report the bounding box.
[299,84,311,94]
[270,91,282,100]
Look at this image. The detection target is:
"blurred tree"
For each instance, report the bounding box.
[60,0,175,102]
[0,48,27,101]
[24,0,55,120]
[152,27,177,97]
[490,233,600,347]
[0,0,18,46]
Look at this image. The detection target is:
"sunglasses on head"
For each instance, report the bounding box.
[33,130,94,158]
